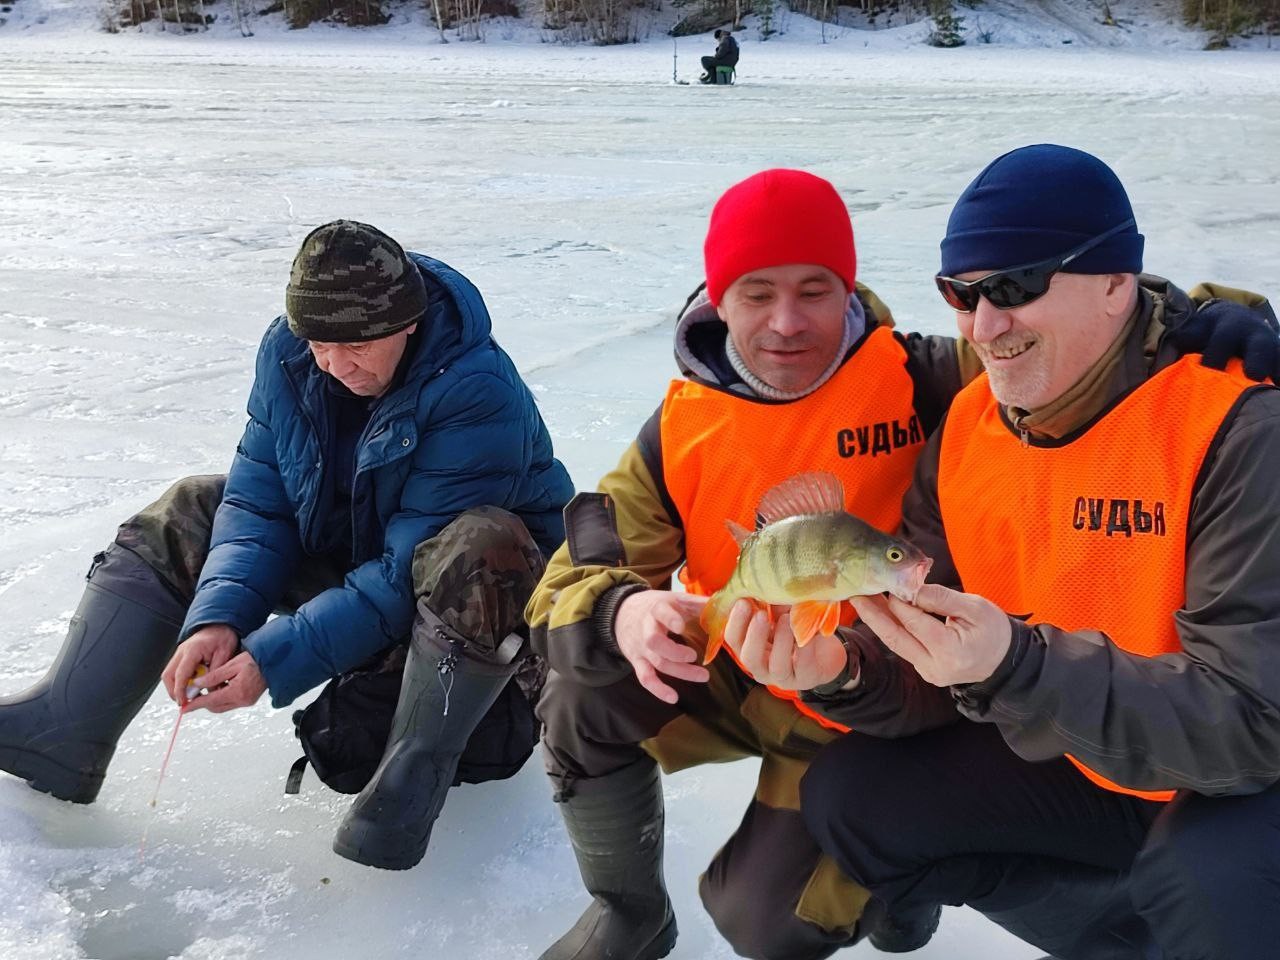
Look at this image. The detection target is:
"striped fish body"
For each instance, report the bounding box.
[726,512,888,606]
[698,472,931,664]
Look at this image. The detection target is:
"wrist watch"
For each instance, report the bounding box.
[807,634,859,696]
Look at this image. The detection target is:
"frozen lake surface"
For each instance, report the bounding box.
[1,26,1278,960]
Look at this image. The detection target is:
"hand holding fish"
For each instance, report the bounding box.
[615,590,711,704]
[722,599,850,692]
[850,584,1012,687]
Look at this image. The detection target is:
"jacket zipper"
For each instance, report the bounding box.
[1012,412,1030,447]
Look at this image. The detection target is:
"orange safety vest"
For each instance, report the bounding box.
[661,326,925,731]
[938,356,1257,801]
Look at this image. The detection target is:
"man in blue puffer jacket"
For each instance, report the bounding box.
[0,221,573,871]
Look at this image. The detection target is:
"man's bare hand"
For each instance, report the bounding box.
[615,590,710,704]
[850,583,1012,687]
[161,625,239,706]
[722,600,849,692]
[182,651,268,714]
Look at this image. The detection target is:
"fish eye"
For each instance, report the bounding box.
[886,547,904,563]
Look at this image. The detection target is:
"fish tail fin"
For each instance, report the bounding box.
[700,591,735,664]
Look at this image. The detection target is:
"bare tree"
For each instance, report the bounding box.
[230,0,253,34]
[428,0,449,40]
[453,0,485,40]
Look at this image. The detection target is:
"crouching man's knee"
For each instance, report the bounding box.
[701,867,855,960]
[411,506,545,657]
[1131,787,1280,958]
[699,800,864,960]
[113,474,227,603]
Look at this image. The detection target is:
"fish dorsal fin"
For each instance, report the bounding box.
[724,519,752,547]
[756,472,846,525]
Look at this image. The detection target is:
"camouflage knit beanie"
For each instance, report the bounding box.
[285,220,429,342]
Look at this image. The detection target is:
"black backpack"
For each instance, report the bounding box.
[286,659,538,795]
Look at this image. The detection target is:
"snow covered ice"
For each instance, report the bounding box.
[1,5,1278,958]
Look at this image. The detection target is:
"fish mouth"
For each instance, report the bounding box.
[889,557,933,604]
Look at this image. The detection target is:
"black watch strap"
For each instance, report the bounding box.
[807,634,855,697]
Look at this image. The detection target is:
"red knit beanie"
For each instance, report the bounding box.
[703,169,856,306]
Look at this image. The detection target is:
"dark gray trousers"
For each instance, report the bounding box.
[802,719,1280,960]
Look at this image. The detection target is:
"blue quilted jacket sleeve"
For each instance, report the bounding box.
[181,348,305,643]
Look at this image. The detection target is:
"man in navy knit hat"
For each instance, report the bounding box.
[730,144,1280,959]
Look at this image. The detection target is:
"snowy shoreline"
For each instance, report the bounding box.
[5,0,1280,51]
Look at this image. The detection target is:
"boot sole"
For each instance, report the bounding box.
[868,902,942,953]
[544,914,676,960]
[640,915,677,960]
[0,745,103,804]
[332,817,427,871]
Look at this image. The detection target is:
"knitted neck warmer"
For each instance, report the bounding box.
[725,296,865,401]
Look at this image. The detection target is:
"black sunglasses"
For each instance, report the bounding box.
[935,217,1136,313]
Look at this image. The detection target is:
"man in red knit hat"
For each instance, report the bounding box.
[526,169,976,960]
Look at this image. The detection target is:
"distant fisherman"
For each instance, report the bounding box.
[699,27,739,84]
[0,221,573,873]
[798,144,1280,960]
[526,164,1280,960]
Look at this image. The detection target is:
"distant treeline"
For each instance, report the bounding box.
[1182,0,1280,46]
[101,0,893,40]
[100,0,1280,47]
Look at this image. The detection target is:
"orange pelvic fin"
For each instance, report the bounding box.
[791,600,843,647]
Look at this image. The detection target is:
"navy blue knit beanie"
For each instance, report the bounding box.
[940,144,1144,277]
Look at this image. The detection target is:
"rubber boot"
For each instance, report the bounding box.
[867,900,942,953]
[332,607,522,870]
[539,758,677,960]
[0,547,184,803]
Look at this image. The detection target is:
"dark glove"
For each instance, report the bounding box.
[1168,298,1280,382]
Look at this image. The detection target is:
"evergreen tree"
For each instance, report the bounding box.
[927,0,965,47]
